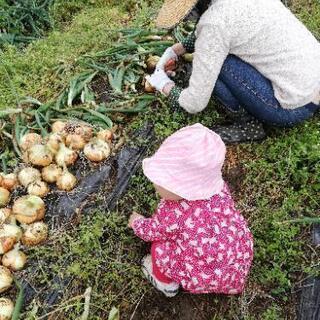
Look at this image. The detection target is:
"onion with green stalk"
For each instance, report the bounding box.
[13,195,45,224]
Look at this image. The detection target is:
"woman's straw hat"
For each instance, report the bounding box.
[156,0,199,29]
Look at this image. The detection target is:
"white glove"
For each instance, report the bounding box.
[145,69,174,93]
[156,47,178,70]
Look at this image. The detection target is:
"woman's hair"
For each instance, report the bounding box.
[195,0,212,16]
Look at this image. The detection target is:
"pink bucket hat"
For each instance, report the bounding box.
[142,123,226,201]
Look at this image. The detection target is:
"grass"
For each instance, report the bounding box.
[0,0,319,319]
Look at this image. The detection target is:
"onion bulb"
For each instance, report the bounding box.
[65,134,86,150]
[56,170,77,191]
[18,167,41,188]
[2,247,27,271]
[0,267,13,293]
[0,209,11,225]
[27,180,49,198]
[146,55,160,73]
[0,224,22,241]
[65,122,93,142]
[51,121,66,134]
[84,138,111,162]
[182,53,194,62]
[42,164,62,183]
[55,144,78,167]
[144,79,155,93]
[21,222,48,246]
[20,133,42,151]
[13,195,45,224]
[0,297,14,320]
[0,237,15,255]
[97,129,113,142]
[0,188,10,207]
[27,144,53,167]
[1,173,18,191]
[46,133,65,154]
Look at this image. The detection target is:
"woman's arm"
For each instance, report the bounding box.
[166,23,230,113]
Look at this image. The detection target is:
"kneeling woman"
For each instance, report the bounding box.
[147,0,320,142]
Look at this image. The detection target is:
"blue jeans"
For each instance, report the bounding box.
[213,55,319,127]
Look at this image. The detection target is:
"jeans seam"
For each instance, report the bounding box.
[222,65,279,109]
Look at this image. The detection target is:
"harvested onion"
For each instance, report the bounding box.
[65,122,93,141]
[21,222,48,246]
[0,208,11,225]
[51,121,66,134]
[146,55,160,73]
[97,129,113,142]
[0,224,22,241]
[1,173,18,191]
[0,237,15,255]
[2,246,27,271]
[0,297,14,320]
[0,188,10,207]
[56,170,77,191]
[84,138,111,162]
[42,164,62,183]
[55,144,78,167]
[65,134,86,150]
[144,79,155,93]
[28,144,53,167]
[27,180,49,198]
[0,266,13,293]
[18,167,41,187]
[20,133,42,151]
[46,133,65,154]
[13,195,45,224]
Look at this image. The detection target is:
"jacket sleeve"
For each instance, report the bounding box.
[132,206,181,242]
[178,21,231,114]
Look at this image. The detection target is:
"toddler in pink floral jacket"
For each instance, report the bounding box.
[128,123,253,297]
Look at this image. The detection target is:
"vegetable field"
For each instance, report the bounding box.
[0,0,319,319]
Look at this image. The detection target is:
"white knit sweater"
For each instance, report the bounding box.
[179,0,320,113]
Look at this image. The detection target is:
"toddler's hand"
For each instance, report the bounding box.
[128,211,144,228]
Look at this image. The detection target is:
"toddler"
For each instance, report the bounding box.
[128,123,253,297]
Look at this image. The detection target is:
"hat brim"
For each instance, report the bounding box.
[156,0,199,29]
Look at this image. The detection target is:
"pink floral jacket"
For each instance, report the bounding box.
[133,184,253,294]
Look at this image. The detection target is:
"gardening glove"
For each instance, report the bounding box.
[145,69,174,94]
[156,47,178,70]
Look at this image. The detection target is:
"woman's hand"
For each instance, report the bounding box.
[157,43,186,72]
[128,211,144,229]
[145,69,174,95]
